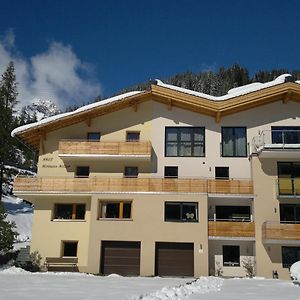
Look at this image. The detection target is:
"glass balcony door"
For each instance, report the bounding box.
[278,162,300,195]
[271,126,300,144]
[280,204,300,224]
[215,206,251,222]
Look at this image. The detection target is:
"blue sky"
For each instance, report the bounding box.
[0,0,300,108]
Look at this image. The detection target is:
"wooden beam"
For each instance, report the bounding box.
[85,117,91,127]
[283,91,292,104]
[37,130,46,141]
[215,111,221,123]
[40,139,45,154]
[167,99,173,110]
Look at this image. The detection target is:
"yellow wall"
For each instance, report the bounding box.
[20,98,300,278]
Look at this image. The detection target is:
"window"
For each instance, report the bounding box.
[280,204,300,223]
[54,204,86,220]
[221,127,247,157]
[278,162,300,195]
[278,162,300,178]
[124,166,138,178]
[164,166,178,178]
[126,131,140,141]
[215,206,250,221]
[223,245,240,266]
[62,241,78,257]
[282,246,300,268]
[215,167,229,179]
[100,201,131,219]
[165,127,205,157]
[76,166,90,178]
[272,126,300,144]
[87,132,101,141]
[165,202,198,222]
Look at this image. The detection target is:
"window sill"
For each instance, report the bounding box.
[165,220,198,223]
[52,219,86,222]
[98,218,133,221]
[223,263,240,267]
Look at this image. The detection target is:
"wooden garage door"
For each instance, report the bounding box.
[155,242,194,277]
[101,241,141,276]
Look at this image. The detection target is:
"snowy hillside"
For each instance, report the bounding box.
[2,194,33,249]
[2,165,34,249]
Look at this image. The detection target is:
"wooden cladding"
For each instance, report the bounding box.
[14,176,253,195]
[207,179,253,194]
[262,221,300,241]
[58,140,152,157]
[208,221,255,238]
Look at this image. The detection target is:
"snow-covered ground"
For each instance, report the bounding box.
[0,267,298,300]
[290,261,300,283]
[2,194,33,247]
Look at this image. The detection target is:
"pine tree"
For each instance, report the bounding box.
[0,201,18,253]
[0,62,18,164]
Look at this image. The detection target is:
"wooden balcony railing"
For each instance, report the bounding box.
[207,179,253,194]
[58,140,152,157]
[13,176,253,195]
[14,176,207,193]
[208,221,255,238]
[262,221,300,241]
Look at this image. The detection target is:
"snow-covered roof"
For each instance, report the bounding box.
[11,91,143,137]
[156,74,293,101]
[12,74,299,141]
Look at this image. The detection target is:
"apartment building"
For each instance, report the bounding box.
[12,74,300,279]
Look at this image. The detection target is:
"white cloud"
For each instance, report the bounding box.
[0,30,101,109]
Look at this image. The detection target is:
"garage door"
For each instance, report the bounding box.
[155,242,194,277]
[101,241,141,276]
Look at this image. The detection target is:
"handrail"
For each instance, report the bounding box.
[60,139,150,142]
[58,140,152,156]
[208,221,255,237]
[13,176,253,194]
[252,129,300,153]
[208,218,252,222]
[262,221,300,241]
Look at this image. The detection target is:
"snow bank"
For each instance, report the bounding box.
[156,74,292,101]
[290,261,300,282]
[129,277,223,300]
[0,266,31,274]
[0,266,94,277]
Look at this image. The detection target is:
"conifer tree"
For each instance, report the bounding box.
[0,201,18,253]
[0,61,18,164]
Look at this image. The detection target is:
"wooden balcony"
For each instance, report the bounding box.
[262,221,300,242]
[13,176,253,195]
[208,221,255,238]
[207,179,253,195]
[14,176,207,194]
[58,140,152,159]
